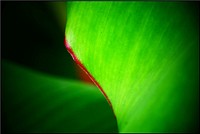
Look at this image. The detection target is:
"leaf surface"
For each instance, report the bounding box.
[2,60,118,133]
[65,2,199,132]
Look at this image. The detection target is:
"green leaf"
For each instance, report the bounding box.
[65,2,199,132]
[2,59,118,133]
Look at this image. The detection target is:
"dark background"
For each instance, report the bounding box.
[1,2,78,80]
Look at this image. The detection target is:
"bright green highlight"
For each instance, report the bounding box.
[65,2,199,132]
[2,60,118,133]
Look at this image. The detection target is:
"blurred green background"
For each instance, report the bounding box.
[1,2,118,133]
